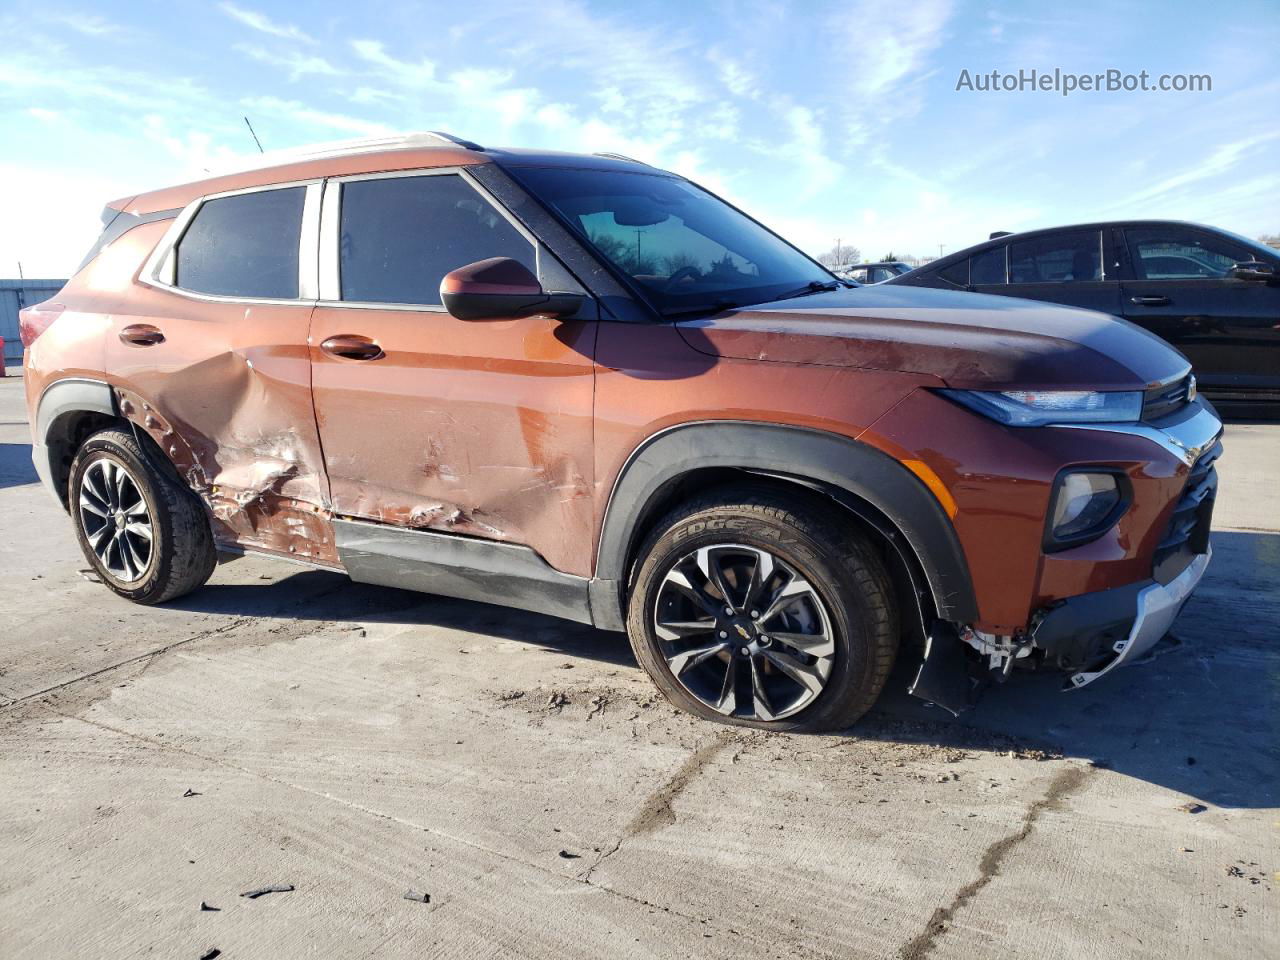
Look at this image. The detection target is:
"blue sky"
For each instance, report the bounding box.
[1,0,1277,276]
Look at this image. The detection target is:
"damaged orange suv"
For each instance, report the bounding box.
[22,133,1222,729]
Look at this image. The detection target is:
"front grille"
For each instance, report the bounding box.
[1142,374,1193,421]
[1152,439,1220,584]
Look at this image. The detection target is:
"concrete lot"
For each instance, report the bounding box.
[0,369,1275,959]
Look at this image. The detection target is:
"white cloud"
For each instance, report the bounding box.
[234,44,340,81]
[1122,133,1280,207]
[56,13,123,36]
[350,39,436,87]
[240,95,395,138]
[218,3,314,44]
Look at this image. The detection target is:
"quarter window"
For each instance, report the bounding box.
[175,187,305,299]
[1126,228,1247,280]
[338,174,535,305]
[970,246,1007,285]
[1009,231,1102,283]
[937,260,969,286]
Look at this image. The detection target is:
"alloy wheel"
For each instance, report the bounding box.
[652,543,835,721]
[78,458,154,583]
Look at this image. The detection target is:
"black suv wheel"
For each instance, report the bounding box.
[626,487,898,732]
[69,427,217,604]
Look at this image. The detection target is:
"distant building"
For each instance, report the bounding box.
[1,279,66,367]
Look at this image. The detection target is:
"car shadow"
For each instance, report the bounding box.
[0,443,38,489]
[171,529,1277,810]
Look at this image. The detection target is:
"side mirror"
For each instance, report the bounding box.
[440,257,585,321]
[1227,260,1276,281]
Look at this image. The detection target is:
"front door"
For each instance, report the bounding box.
[1120,225,1280,395]
[307,168,598,577]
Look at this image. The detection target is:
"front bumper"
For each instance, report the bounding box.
[1032,547,1211,688]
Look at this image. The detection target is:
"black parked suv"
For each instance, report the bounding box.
[889,221,1280,406]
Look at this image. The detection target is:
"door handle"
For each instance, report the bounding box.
[119,324,165,347]
[320,334,385,361]
[1129,295,1171,306]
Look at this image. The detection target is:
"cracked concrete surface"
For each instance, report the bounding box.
[1,375,1276,959]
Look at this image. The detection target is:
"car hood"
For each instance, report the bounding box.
[675,285,1189,390]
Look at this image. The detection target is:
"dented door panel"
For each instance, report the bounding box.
[308,309,598,577]
[102,285,336,566]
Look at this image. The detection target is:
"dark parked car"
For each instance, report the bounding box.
[842,261,912,284]
[888,221,1280,405]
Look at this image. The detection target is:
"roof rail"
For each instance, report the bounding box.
[424,131,485,151]
[593,152,644,164]
[989,231,1014,240]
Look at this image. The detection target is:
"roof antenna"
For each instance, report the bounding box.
[243,116,264,154]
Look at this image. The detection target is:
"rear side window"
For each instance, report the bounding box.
[938,260,968,286]
[970,246,1007,284]
[339,174,535,305]
[175,187,305,298]
[1009,230,1101,283]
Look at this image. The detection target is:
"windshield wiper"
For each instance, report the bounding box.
[768,279,846,302]
[660,299,743,318]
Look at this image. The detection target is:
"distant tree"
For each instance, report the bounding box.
[817,244,861,267]
[1259,233,1280,249]
[880,252,897,262]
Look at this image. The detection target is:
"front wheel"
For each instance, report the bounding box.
[69,427,217,604]
[625,487,898,732]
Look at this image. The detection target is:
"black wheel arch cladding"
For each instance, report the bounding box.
[592,421,977,632]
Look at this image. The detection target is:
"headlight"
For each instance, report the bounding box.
[1046,471,1128,549]
[939,389,1143,426]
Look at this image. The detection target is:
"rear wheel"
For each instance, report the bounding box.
[626,487,898,732]
[69,428,216,604]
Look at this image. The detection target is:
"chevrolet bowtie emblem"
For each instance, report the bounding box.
[734,624,751,640]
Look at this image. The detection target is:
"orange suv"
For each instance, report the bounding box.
[21,132,1222,730]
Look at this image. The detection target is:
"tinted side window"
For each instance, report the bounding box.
[175,187,305,298]
[1127,227,1247,280]
[1009,230,1101,283]
[971,246,1007,284]
[938,260,968,286]
[339,174,535,305]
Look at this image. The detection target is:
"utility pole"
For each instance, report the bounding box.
[634,229,643,266]
[835,238,842,267]
[938,243,945,259]
[16,261,23,281]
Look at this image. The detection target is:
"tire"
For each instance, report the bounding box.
[626,486,898,732]
[68,427,216,604]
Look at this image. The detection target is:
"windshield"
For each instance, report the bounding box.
[510,166,834,314]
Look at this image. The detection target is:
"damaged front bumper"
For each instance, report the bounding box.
[1033,547,1211,688]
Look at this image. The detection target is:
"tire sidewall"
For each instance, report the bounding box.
[627,507,883,732]
[69,432,175,602]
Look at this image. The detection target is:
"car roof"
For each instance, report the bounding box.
[111,131,664,216]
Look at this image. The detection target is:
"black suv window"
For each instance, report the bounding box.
[175,187,306,298]
[339,174,535,305]
[1126,227,1248,280]
[1009,230,1101,283]
[970,246,1007,284]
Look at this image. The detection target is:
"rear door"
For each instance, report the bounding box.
[1119,225,1280,395]
[1001,229,1122,315]
[105,181,336,564]
[306,168,598,577]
